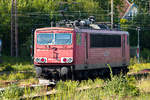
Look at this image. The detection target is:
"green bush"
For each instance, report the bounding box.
[11,64,34,71]
[1,56,31,65]
[0,84,24,100]
[0,64,14,72]
[0,76,142,100]
[141,48,150,60]
[0,61,34,72]
[0,72,35,81]
[100,64,140,99]
[102,75,140,98]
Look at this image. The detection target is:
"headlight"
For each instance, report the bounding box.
[35,57,47,63]
[61,57,73,63]
[35,58,40,62]
[67,58,73,63]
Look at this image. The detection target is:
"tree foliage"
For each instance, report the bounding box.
[0,0,123,56]
[120,0,150,58]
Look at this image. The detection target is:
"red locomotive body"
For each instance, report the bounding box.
[34,27,74,65]
[34,27,129,80]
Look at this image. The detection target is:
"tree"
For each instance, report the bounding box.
[0,0,124,56]
[120,0,150,58]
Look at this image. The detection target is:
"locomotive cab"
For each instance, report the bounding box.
[34,27,75,79]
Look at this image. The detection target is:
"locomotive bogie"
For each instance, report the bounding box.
[35,65,74,80]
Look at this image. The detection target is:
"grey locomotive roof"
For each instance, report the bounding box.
[35,27,129,35]
[75,28,129,35]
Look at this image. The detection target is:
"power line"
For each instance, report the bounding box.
[121,27,150,30]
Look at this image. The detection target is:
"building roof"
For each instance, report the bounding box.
[119,0,131,18]
[122,3,138,19]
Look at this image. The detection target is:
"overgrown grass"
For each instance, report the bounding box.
[52,75,140,99]
[129,57,150,73]
[0,84,24,100]
[0,56,35,88]
[0,72,35,81]
[137,76,150,93]
[129,63,150,73]
[1,56,32,64]
[0,56,150,99]
[0,56,34,72]
[0,75,141,100]
[0,63,34,72]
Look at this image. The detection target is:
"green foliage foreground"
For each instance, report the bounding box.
[0,75,141,100]
[0,57,150,99]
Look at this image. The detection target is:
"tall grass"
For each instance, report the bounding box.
[0,84,24,100]
[0,63,34,72]
[0,56,149,99]
[48,74,140,100]
[1,56,31,64]
[129,57,150,73]
[0,74,144,100]
[0,72,36,81]
[0,56,35,88]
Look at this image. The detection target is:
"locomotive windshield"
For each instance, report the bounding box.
[55,34,72,45]
[37,33,72,45]
[37,33,54,45]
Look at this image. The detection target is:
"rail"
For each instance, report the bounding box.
[0,69,150,99]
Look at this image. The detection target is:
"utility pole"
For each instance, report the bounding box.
[149,0,150,13]
[136,27,141,63]
[15,0,18,57]
[11,0,18,57]
[11,0,14,56]
[111,0,113,29]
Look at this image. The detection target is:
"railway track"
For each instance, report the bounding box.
[0,69,150,88]
[0,69,150,86]
[21,84,103,99]
[0,78,56,99]
[128,69,150,79]
[20,70,150,99]
[0,70,34,75]
[0,69,150,99]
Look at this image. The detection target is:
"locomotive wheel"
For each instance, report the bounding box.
[60,67,69,80]
[70,66,74,80]
[60,66,75,80]
[122,66,129,75]
[60,67,68,76]
[35,66,42,78]
[111,66,129,76]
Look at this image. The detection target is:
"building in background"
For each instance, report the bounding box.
[119,0,138,20]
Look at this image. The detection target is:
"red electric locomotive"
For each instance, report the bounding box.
[34,21,130,80]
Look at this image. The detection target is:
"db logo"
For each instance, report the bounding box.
[104,51,110,56]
